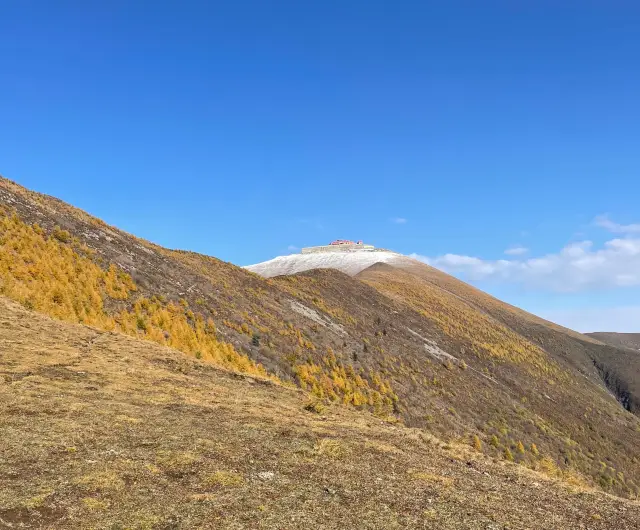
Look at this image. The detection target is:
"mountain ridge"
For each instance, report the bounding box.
[588,332,640,351]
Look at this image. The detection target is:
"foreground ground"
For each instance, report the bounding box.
[1,296,639,529]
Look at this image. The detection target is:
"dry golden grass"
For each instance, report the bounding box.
[408,471,455,487]
[313,438,348,459]
[201,470,244,488]
[2,296,640,529]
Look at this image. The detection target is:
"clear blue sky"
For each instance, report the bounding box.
[2,2,640,331]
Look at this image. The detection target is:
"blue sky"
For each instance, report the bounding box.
[2,2,640,331]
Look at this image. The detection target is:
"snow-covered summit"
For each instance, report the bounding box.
[245,249,419,278]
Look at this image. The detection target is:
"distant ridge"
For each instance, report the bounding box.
[588,332,640,351]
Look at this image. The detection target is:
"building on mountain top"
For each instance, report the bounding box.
[301,240,375,254]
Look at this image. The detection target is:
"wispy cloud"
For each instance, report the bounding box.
[504,246,528,256]
[391,217,408,224]
[594,215,640,234]
[411,225,640,293]
[287,245,298,252]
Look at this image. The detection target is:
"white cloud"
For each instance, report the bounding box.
[287,245,298,252]
[391,217,408,224]
[411,236,640,293]
[537,306,640,333]
[504,246,529,256]
[594,215,640,234]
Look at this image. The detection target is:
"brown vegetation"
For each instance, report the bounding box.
[2,297,640,529]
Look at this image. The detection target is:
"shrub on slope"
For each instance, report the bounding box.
[0,209,266,377]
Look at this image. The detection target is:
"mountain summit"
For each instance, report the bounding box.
[246,242,415,277]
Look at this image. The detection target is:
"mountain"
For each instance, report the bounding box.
[588,333,640,351]
[2,175,640,508]
[5,296,640,529]
[245,248,415,277]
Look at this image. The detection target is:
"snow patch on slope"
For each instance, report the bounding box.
[406,328,500,385]
[246,250,417,278]
[290,300,347,336]
[406,328,459,363]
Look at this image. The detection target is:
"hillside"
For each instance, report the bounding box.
[2,175,640,503]
[249,247,640,415]
[589,333,640,351]
[3,296,640,529]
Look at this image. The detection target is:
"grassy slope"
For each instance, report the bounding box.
[360,260,640,402]
[589,333,640,351]
[2,296,640,529]
[381,259,640,417]
[2,175,640,499]
[357,264,640,494]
